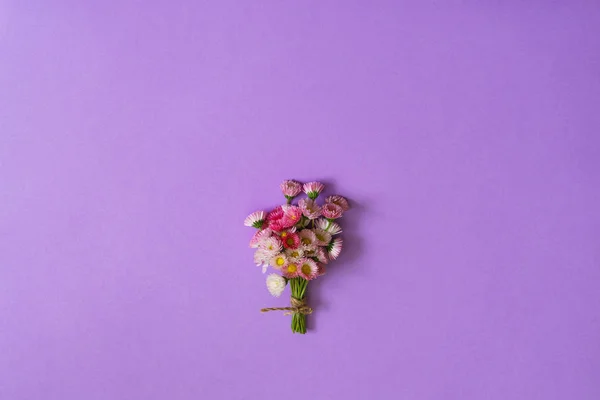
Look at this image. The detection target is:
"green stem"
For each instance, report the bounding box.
[289,277,308,334]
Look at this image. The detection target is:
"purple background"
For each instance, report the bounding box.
[1,1,599,399]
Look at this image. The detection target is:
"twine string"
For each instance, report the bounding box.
[260,296,313,316]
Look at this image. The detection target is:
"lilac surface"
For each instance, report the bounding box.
[1,1,600,399]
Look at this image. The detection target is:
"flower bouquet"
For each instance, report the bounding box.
[244,180,349,334]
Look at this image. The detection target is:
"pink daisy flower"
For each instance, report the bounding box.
[282,261,300,278]
[280,180,302,198]
[249,228,272,248]
[298,198,321,220]
[259,236,282,253]
[281,205,302,228]
[281,231,301,249]
[321,203,343,219]
[303,181,325,200]
[315,218,342,235]
[316,247,329,264]
[326,237,343,260]
[298,229,317,247]
[312,228,332,246]
[317,262,327,276]
[269,253,288,270]
[266,206,284,222]
[298,258,319,280]
[325,195,350,211]
[244,211,266,228]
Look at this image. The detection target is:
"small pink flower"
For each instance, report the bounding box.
[298,258,319,280]
[244,211,266,228]
[317,263,326,276]
[281,205,302,228]
[316,247,329,264]
[266,206,284,221]
[327,237,343,260]
[312,228,332,246]
[281,231,301,249]
[325,195,350,211]
[298,229,317,247]
[259,236,282,253]
[249,228,272,248]
[282,261,300,278]
[298,198,321,220]
[303,181,325,200]
[280,180,302,198]
[321,203,343,219]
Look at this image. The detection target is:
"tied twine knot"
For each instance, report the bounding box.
[260,296,313,316]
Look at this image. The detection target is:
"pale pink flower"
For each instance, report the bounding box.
[316,247,329,264]
[280,180,302,198]
[244,211,266,228]
[298,229,317,247]
[321,203,343,219]
[317,263,326,276]
[325,195,350,211]
[298,258,319,280]
[269,253,288,270]
[327,237,343,260]
[315,218,342,235]
[312,228,332,246]
[298,198,321,220]
[249,228,272,248]
[282,261,300,278]
[303,181,325,199]
[259,236,282,253]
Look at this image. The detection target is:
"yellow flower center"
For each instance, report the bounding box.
[301,264,312,275]
[287,264,297,273]
[286,238,295,246]
[301,238,311,245]
[281,232,288,238]
[316,234,325,242]
[291,251,299,258]
[276,257,285,266]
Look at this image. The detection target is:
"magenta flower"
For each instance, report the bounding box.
[280,180,302,198]
[281,205,302,228]
[321,203,343,219]
[266,206,284,221]
[303,181,325,200]
[281,231,301,249]
[325,195,350,212]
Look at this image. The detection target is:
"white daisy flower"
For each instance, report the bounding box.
[259,236,282,253]
[266,274,287,297]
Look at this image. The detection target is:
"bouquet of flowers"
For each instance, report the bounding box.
[244,180,349,334]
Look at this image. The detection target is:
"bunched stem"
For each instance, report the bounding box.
[289,277,309,334]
